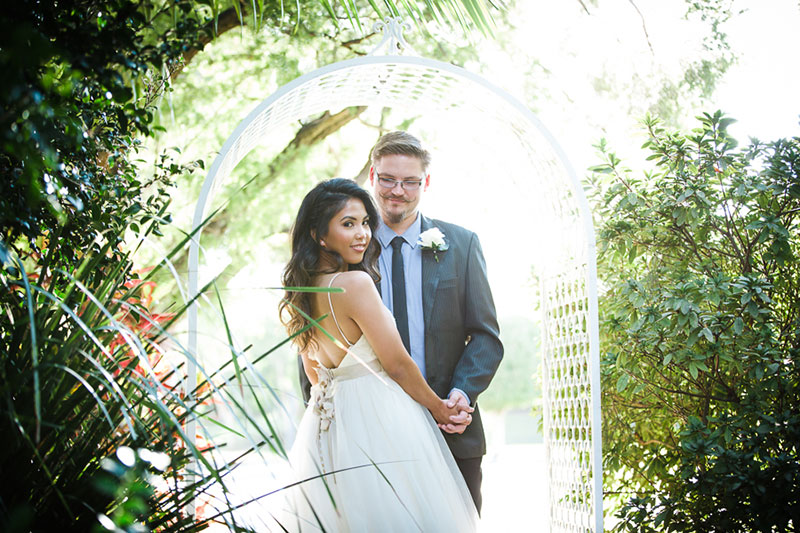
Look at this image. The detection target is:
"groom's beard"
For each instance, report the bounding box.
[380,195,416,225]
[385,209,410,225]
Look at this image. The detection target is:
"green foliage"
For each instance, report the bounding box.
[1,1,501,529]
[139,13,484,298]
[92,447,170,533]
[0,1,305,529]
[590,111,800,531]
[0,200,312,531]
[2,242,196,530]
[0,0,205,253]
[1,3,211,528]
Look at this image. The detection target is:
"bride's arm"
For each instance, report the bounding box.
[333,271,460,425]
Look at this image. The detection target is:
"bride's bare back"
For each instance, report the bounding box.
[307,272,371,369]
[300,270,458,427]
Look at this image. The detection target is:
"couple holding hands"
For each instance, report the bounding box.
[277,131,503,531]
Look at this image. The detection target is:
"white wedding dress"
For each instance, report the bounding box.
[274,276,479,532]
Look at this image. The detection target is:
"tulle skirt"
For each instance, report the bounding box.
[272,355,478,532]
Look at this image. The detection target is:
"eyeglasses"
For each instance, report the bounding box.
[376,176,424,191]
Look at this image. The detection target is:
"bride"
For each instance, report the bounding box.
[276,178,479,531]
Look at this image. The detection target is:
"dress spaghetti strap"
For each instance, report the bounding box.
[327,272,355,347]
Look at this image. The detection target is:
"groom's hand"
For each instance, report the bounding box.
[438,391,473,434]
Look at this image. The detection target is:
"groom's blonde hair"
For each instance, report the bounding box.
[370,131,432,171]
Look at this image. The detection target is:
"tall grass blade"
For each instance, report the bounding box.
[213,281,244,395]
[362,450,423,531]
[275,286,344,293]
[15,256,41,443]
[50,363,115,429]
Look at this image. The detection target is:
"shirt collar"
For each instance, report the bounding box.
[377,213,422,249]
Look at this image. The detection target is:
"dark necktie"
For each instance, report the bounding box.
[390,236,411,353]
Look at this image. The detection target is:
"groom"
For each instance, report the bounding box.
[367,131,503,512]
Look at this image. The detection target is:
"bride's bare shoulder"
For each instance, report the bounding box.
[333,270,376,289]
[330,271,378,300]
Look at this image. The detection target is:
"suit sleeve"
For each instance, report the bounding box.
[298,354,311,404]
[449,232,503,404]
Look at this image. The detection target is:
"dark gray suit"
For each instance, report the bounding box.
[416,215,503,460]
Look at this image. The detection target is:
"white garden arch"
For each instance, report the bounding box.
[187,18,602,532]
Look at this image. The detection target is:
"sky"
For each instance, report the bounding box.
[712,1,800,141]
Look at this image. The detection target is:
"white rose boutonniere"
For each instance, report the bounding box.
[418,227,449,262]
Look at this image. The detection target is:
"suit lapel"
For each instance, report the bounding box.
[420,215,441,332]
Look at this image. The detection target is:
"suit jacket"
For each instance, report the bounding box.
[415,214,503,458]
[298,214,503,459]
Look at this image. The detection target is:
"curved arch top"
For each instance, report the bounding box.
[192,55,590,235]
[187,51,602,533]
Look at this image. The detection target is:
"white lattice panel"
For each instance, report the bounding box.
[543,265,600,532]
[188,34,602,532]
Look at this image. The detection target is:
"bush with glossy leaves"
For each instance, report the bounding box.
[590,111,800,531]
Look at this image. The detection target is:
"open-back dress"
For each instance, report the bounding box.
[276,272,479,532]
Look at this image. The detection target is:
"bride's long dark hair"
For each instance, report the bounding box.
[280,178,381,353]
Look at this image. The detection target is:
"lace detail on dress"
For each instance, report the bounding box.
[311,365,335,478]
[312,366,335,432]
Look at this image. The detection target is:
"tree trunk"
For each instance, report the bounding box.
[202,105,367,238]
[174,5,247,80]
[169,105,367,275]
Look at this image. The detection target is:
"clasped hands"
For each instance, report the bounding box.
[433,391,474,435]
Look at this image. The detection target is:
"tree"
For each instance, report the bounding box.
[1,0,494,261]
[1,1,500,530]
[589,112,800,531]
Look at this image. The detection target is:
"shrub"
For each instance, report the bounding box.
[590,111,800,531]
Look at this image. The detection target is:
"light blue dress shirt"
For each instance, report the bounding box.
[376,216,426,378]
[376,216,470,405]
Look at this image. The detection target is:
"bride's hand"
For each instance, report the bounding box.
[439,391,474,434]
[431,398,461,426]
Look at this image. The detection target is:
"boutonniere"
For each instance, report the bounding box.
[418,227,449,262]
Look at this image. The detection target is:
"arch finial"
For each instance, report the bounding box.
[368,17,416,56]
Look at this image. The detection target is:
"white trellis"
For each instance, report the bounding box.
[187,18,602,532]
